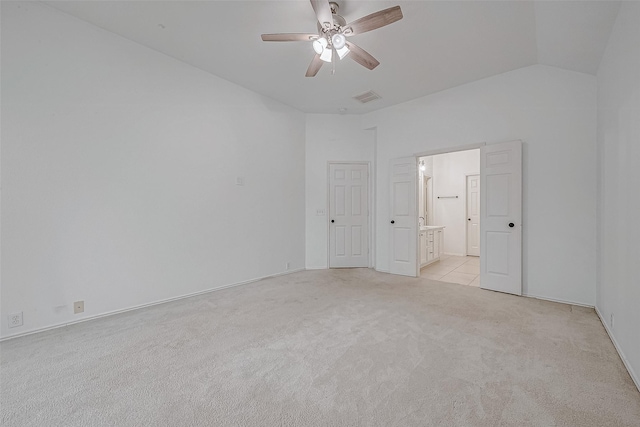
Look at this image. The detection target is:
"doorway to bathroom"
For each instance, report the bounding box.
[388,140,522,295]
[417,149,481,287]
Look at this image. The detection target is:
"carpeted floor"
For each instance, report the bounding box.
[1,269,639,426]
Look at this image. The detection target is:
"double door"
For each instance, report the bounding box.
[390,141,522,296]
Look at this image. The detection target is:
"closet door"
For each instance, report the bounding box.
[329,163,369,268]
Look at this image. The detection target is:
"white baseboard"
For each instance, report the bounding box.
[306,267,381,270]
[595,306,640,394]
[522,293,594,308]
[375,268,390,273]
[0,268,305,342]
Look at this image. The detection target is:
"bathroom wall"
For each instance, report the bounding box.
[431,150,480,256]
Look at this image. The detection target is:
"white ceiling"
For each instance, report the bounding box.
[44,0,621,114]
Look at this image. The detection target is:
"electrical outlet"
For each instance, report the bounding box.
[8,312,23,328]
[285,262,290,270]
[74,301,84,314]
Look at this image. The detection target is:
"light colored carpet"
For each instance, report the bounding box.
[1,269,639,426]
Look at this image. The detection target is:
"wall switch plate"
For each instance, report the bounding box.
[74,301,84,314]
[235,177,244,186]
[316,209,326,216]
[8,312,23,328]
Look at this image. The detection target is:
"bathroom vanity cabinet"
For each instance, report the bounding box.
[420,226,444,267]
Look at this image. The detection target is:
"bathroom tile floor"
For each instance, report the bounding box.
[420,255,480,286]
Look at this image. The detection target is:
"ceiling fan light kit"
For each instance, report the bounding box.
[320,46,333,63]
[312,37,327,54]
[261,0,403,77]
[331,33,346,50]
[335,45,349,60]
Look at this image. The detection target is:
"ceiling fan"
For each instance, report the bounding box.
[261,0,403,77]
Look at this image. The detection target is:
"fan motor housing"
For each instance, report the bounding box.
[318,2,347,33]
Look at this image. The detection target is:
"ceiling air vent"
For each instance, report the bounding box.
[353,90,381,104]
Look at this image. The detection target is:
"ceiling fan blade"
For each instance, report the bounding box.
[306,54,324,77]
[310,0,333,30]
[345,42,380,70]
[261,33,318,42]
[344,6,403,36]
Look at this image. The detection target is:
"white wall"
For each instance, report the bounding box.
[1,2,306,339]
[364,64,597,306]
[431,150,480,256]
[305,114,374,269]
[596,2,640,389]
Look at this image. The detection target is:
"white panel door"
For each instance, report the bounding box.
[480,141,522,295]
[466,174,480,256]
[389,157,418,277]
[329,163,369,268]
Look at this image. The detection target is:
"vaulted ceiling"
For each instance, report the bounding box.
[45,1,620,114]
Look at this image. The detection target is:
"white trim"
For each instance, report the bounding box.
[305,266,327,270]
[522,293,594,308]
[369,158,375,269]
[0,268,305,342]
[375,268,390,274]
[414,142,486,158]
[369,128,377,270]
[595,306,640,393]
[464,173,480,257]
[415,156,420,277]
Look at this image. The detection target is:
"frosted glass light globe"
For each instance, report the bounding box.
[331,33,346,50]
[312,37,328,54]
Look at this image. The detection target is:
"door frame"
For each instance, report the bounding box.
[465,173,480,256]
[421,173,432,226]
[327,161,374,269]
[413,142,486,277]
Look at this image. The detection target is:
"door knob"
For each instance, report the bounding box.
[509,222,514,228]
[468,218,471,221]
[331,219,335,223]
[391,220,395,224]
